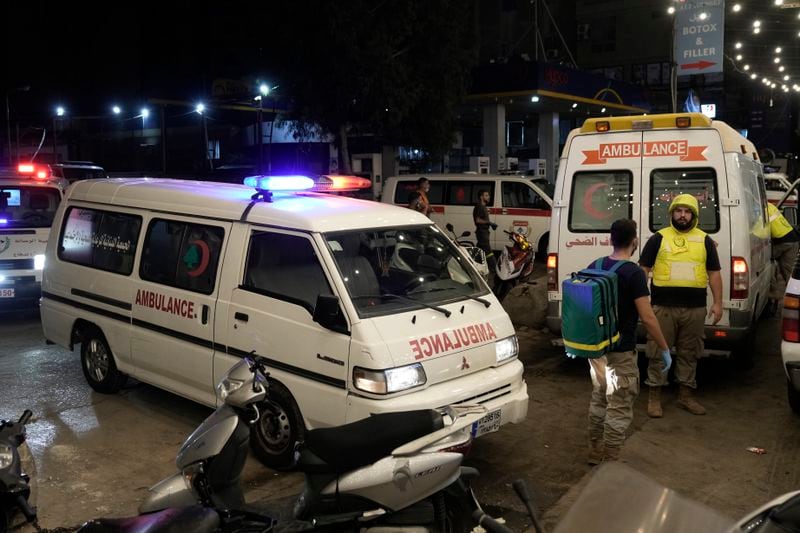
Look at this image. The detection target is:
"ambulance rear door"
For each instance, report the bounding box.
[640,128,730,327]
[555,130,644,299]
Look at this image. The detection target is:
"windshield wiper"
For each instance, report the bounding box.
[351,294,451,318]
[407,286,491,308]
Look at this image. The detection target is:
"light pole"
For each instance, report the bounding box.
[256,83,270,175]
[196,103,212,171]
[53,106,65,163]
[5,86,30,165]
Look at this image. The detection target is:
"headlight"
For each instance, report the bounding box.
[353,363,427,394]
[495,335,519,365]
[216,377,244,401]
[0,443,13,469]
[34,254,46,270]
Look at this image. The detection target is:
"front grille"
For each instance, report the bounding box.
[449,384,513,407]
[0,259,35,270]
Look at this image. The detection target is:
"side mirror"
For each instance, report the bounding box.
[460,230,471,238]
[313,295,349,334]
[445,223,454,232]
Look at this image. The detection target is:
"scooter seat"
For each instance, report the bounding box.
[303,410,444,472]
[78,506,220,533]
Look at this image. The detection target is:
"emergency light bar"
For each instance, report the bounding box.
[314,175,372,192]
[243,175,315,191]
[17,163,49,180]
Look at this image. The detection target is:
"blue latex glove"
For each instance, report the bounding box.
[660,349,672,375]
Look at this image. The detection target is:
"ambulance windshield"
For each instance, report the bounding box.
[325,225,486,317]
[0,186,61,228]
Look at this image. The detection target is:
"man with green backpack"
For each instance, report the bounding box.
[562,219,671,463]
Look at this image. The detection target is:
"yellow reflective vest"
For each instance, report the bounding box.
[767,203,794,239]
[652,226,708,289]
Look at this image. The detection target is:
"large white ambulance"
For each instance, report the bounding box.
[0,164,68,308]
[546,113,772,356]
[40,175,528,468]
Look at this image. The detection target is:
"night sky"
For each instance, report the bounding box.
[5,1,271,118]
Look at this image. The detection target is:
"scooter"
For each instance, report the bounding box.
[445,223,490,281]
[80,356,497,532]
[0,410,36,533]
[493,230,535,302]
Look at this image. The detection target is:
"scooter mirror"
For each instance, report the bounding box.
[460,231,471,238]
[445,223,454,232]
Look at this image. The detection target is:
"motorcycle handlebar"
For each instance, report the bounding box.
[471,510,514,533]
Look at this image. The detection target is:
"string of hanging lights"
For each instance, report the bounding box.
[668,0,800,94]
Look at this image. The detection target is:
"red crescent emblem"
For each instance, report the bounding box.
[583,183,613,220]
[186,240,210,278]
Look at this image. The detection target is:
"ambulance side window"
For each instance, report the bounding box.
[242,231,332,315]
[446,181,493,206]
[139,219,224,295]
[650,168,719,233]
[59,207,142,275]
[392,180,445,205]
[569,171,633,232]
[502,181,549,210]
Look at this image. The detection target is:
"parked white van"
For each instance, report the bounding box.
[546,113,772,357]
[0,164,68,308]
[40,175,528,468]
[382,174,553,257]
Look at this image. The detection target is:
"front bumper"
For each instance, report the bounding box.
[0,277,41,309]
[346,359,529,429]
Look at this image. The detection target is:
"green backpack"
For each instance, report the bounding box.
[561,257,631,359]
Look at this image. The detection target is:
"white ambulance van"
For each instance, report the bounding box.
[382,174,553,257]
[546,113,772,356]
[0,164,68,308]
[40,175,528,468]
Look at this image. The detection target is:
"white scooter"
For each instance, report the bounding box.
[80,356,503,532]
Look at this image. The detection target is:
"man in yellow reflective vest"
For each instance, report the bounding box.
[640,194,723,417]
[767,202,800,315]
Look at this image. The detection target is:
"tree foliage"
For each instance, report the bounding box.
[271,1,477,170]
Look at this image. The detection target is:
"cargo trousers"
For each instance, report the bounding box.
[646,305,706,389]
[588,350,639,449]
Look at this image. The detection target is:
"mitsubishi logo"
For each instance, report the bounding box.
[460,356,470,370]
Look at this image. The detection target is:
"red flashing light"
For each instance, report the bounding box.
[783,294,800,342]
[17,163,49,180]
[36,170,48,179]
[547,253,558,292]
[731,257,749,299]
[713,330,727,338]
[315,175,372,192]
[18,164,35,174]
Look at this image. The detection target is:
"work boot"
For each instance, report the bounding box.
[647,386,663,418]
[677,385,706,415]
[603,445,621,462]
[588,439,604,466]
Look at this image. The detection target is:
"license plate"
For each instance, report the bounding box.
[0,288,15,298]
[471,408,502,438]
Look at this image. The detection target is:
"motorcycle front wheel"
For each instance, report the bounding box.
[493,280,513,302]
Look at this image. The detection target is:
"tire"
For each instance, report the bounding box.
[250,380,305,470]
[536,234,549,263]
[494,280,513,302]
[442,492,474,533]
[788,379,800,415]
[0,505,8,533]
[80,327,127,394]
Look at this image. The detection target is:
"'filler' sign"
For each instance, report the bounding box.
[674,0,725,76]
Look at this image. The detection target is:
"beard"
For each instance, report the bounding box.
[672,218,693,231]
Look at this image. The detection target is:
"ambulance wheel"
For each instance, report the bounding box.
[251,381,305,470]
[788,380,800,415]
[80,327,127,394]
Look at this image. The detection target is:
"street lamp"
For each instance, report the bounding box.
[112,105,122,115]
[53,105,67,163]
[256,83,271,174]
[196,103,212,171]
[5,86,30,165]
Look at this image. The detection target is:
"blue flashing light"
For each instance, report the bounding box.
[0,219,7,225]
[243,175,315,191]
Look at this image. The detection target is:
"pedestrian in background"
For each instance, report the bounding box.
[409,177,433,216]
[586,219,670,464]
[640,194,722,417]
[767,202,800,315]
[473,189,497,272]
[407,191,423,212]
